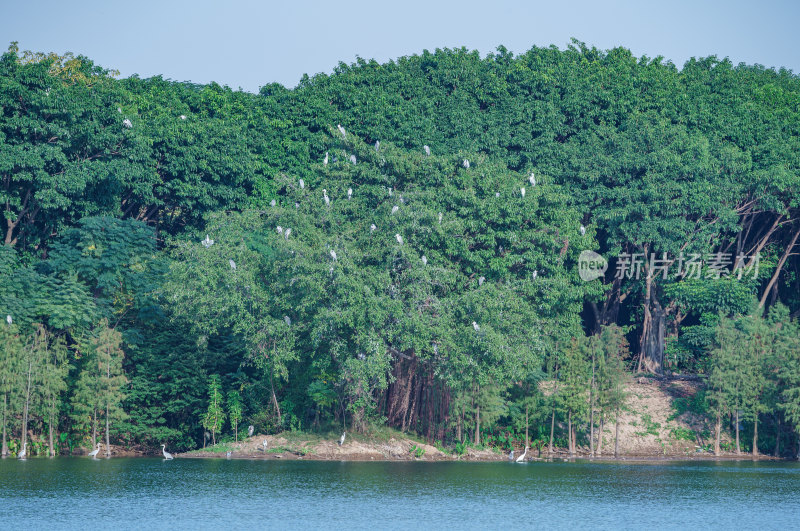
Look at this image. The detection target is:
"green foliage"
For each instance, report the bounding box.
[202,375,225,445]
[227,390,243,441]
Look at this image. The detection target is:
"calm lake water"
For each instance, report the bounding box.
[1,458,798,530]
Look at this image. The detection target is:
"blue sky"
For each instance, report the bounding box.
[2,0,798,92]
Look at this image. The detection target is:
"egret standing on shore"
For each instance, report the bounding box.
[161,444,173,460]
[17,442,26,459]
[338,432,346,446]
[248,425,255,438]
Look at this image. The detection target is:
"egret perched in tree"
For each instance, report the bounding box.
[270,199,276,207]
[180,114,187,120]
[323,152,329,166]
[6,315,11,325]
[370,224,377,233]
[529,173,536,186]
[117,107,122,113]
[337,124,346,137]
[299,179,305,189]
[323,189,330,206]
[161,445,173,460]
[284,316,291,326]
[277,226,284,236]
[248,425,255,437]
[479,276,485,286]
[472,321,480,332]
[463,159,470,169]
[122,118,132,128]
[229,259,237,271]
[17,443,26,459]
[347,188,353,200]
[516,446,528,463]
[284,228,291,240]
[391,205,399,215]
[350,154,357,165]
[438,212,443,224]
[338,432,346,446]
[375,140,380,152]
[532,270,538,279]
[422,255,427,265]
[202,235,214,248]
[496,192,500,198]
[520,187,526,198]
[580,225,586,236]
[395,234,403,245]
[330,250,337,261]
[88,443,102,458]
[424,145,431,156]
[295,202,300,209]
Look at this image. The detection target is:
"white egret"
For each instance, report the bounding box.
[277,226,284,236]
[229,259,237,271]
[323,189,330,206]
[375,140,380,152]
[295,202,300,209]
[338,432,346,446]
[463,159,470,169]
[479,276,485,286]
[161,444,173,460]
[284,316,291,326]
[6,315,12,325]
[117,107,122,113]
[202,235,214,248]
[515,446,528,463]
[580,225,586,236]
[370,223,377,232]
[226,451,232,459]
[122,118,132,129]
[509,450,514,461]
[496,192,500,198]
[438,212,443,224]
[270,199,276,207]
[330,250,337,261]
[323,152,329,166]
[532,270,538,279]
[520,187,526,198]
[424,145,431,156]
[337,124,346,137]
[299,179,305,189]
[284,228,291,240]
[395,234,403,245]
[349,154,357,165]
[422,255,427,265]
[17,442,26,459]
[180,115,187,120]
[88,443,102,458]
[347,188,353,200]
[388,188,393,197]
[529,173,536,186]
[391,205,399,215]
[263,440,268,450]
[472,321,480,332]
[248,425,255,437]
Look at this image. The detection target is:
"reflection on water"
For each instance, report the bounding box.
[1,458,798,529]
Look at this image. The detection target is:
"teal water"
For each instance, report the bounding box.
[1,458,798,530]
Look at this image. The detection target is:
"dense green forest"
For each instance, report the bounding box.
[1,40,799,457]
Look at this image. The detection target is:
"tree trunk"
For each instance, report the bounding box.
[759,225,800,309]
[597,412,604,457]
[48,401,55,457]
[638,273,666,374]
[735,410,741,455]
[714,414,721,456]
[549,407,555,455]
[568,410,574,457]
[614,408,620,458]
[752,415,759,457]
[22,358,32,452]
[2,392,8,457]
[525,404,529,448]
[589,351,595,457]
[105,404,111,457]
[270,375,282,427]
[92,409,97,448]
[474,404,480,446]
[774,416,781,457]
